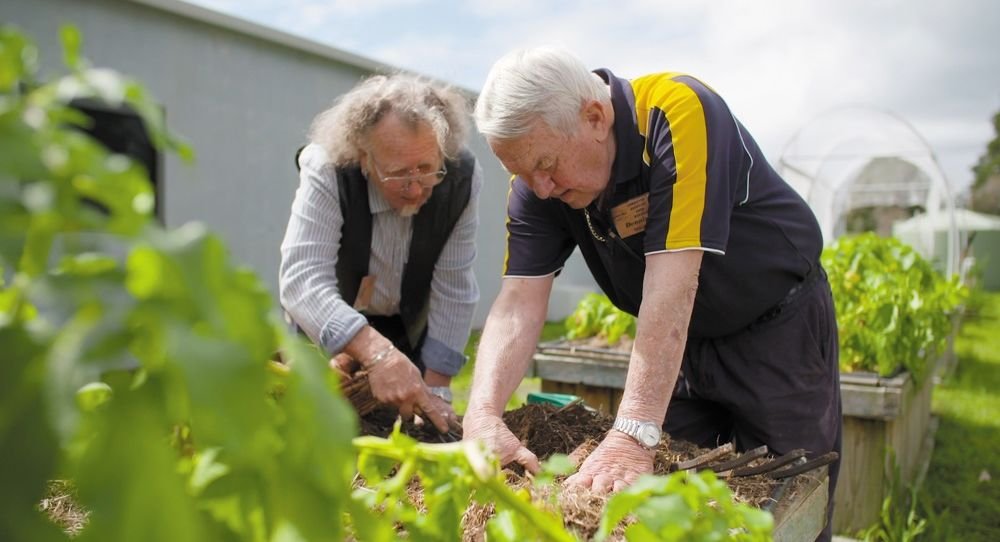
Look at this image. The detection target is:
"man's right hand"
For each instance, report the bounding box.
[462,412,540,473]
[366,351,452,433]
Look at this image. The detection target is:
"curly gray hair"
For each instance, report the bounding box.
[309,73,470,166]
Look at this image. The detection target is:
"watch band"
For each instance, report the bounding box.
[613,416,642,436]
[612,416,661,449]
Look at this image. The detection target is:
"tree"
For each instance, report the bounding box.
[971,111,1000,214]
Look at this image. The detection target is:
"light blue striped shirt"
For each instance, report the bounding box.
[279,144,481,376]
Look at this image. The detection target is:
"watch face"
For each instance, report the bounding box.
[638,424,660,448]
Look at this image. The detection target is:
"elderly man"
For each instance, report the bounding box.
[280,74,481,433]
[464,48,841,540]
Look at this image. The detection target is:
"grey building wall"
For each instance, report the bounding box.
[3,0,597,326]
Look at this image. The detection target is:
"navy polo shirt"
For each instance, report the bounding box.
[503,69,823,338]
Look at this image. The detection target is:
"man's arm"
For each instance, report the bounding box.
[279,145,369,351]
[462,275,554,471]
[566,249,701,493]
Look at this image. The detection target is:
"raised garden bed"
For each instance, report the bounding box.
[530,339,936,535]
[360,402,829,541]
[834,370,936,532]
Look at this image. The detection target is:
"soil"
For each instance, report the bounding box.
[358,402,810,541]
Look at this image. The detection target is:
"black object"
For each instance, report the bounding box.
[69,97,162,222]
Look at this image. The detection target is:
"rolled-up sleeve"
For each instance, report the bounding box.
[420,159,483,375]
[278,144,367,354]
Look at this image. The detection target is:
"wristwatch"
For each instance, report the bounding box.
[428,386,453,404]
[612,416,662,449]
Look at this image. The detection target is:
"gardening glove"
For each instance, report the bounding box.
[462,412,540,474]
[367,351,451,434]
[565,430,654,494]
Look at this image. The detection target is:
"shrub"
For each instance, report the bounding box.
[821,233,966,380]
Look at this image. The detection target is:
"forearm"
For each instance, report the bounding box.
[342,325,395,365]
[616,251,701,423]
[423,368,452,387]
[466,277,551,417]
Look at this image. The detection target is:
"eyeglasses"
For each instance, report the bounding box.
[367,155,447,191]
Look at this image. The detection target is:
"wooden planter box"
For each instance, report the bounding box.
[533,342,630,415]
[532,341,936,535]
[770,468,830,542]
[834,370,936,533]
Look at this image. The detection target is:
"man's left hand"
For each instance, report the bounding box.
[564,430,654,494]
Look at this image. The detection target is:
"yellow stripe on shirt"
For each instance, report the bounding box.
[501,174,516,274]
[632,74,708,250]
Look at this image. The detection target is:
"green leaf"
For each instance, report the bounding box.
[0,26,39,91]
[0,325,64,542]
[75,381,112,411]
[188,447,231,494]
[72,387,209,542]
[59,25,82,71]
[485,509,520,542]
[534,453,576,485]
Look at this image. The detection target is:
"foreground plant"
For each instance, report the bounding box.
[1,24,356,541]
[352,427,575,541]
[598,470,773,541]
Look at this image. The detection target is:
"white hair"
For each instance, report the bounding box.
[474,47,607,140]
[309,73,470,167]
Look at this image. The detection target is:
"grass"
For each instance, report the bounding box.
[916,290,1000,541]
[451,321,567,415]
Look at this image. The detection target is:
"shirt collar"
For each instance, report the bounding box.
[593,68,643,187]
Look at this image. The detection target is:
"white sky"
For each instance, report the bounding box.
[183,0,999,194]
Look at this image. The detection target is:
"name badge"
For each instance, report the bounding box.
[354,275,375,311]
[611,193,649,238]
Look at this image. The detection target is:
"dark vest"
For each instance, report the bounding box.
[335,149,475,351]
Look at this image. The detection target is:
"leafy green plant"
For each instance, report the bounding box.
[352,427,574,541]
[565,293,636,345]
[822,233,967,381]
[858,487,927,542]
[857,455,928,542]
[1,24,358,541]
[596,470,773,541]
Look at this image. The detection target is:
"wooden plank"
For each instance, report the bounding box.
[840,381,905,420]
[888,374,933,483]
[833,416,887,531]
[534,354,629,388]
[839,371,913,420]
[839,371,908,387]
[772,473,829,542]
[536,340,631,362]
